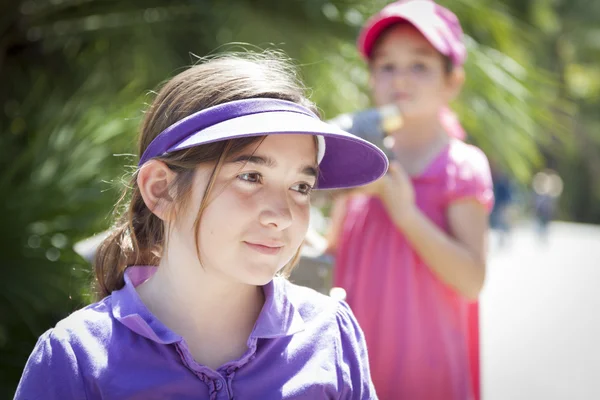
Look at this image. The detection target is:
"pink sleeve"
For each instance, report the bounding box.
[445,145,495,213]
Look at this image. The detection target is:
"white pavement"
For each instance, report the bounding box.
[482,221,600,400]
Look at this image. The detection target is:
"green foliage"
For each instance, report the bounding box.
[1,0,598,396]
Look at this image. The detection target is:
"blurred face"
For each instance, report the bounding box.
[171,134,317,286]
[369,24,460,120]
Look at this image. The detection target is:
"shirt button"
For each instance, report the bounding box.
[215,380,223,390]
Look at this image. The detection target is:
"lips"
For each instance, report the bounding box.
[244,241,284,255]
[393,92,412,101]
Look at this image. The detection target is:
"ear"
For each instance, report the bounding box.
[137,160,177,221]
[445,67,465,101]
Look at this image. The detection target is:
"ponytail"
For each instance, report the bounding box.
[93,177,163,299]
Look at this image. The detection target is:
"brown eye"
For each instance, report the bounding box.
[411,62,428,73]
[291,182,313,196]
[379,63,395,74]
[238,172,262,184]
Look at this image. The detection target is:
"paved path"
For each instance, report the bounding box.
[482,222,600,400]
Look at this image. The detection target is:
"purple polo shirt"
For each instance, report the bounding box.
[16,266,377,399]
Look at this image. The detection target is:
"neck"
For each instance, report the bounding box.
[136,254,265,366]
[389,117,450,175]
[391,116,446,148]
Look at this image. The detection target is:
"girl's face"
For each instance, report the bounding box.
[171,134,317,286]
[369,24,461,121]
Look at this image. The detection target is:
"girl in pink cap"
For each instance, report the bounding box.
[327,1,494,399]
[16,52,385,399]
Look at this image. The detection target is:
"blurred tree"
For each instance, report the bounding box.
[0,0,594,396]
[531,0,600,223]
[491,0,600,222]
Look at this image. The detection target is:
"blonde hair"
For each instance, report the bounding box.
[94,52,318,299]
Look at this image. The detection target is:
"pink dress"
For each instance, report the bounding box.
[333,139,494,400]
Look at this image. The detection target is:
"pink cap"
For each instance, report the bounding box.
[358,0,466,67]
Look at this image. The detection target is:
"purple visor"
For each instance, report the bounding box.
[138,98,388,189]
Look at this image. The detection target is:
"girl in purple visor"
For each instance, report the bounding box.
[15,53,386,400]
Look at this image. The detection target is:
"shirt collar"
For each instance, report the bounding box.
[111,266,305,344]
[250,276,305,339]
[111,266,181,344]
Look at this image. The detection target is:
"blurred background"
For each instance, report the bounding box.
[1,0,599,398]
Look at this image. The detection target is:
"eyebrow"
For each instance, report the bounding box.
[230,154,319,178]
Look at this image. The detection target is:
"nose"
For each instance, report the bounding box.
[258,189,293,231]
[392,68,410,88]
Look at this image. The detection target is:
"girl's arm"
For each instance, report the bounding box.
[379,162,490,300]
[392,199,488,300]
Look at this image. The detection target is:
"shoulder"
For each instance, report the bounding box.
[443,140,494,210]
[28,296,125,373]
[27,297,118,371]
[52,296,116,345]
[13,299,115,400]
[278,278,361,336]
[280,280,376,396]
[443,140,493,187]
[279,278,341,319]
[446,139,491,175]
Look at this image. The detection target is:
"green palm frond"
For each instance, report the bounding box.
[1,0,596,396]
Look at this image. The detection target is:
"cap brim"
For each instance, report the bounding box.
[169,111,388,190]
[359,14,451,61]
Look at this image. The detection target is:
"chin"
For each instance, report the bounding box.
[239,263,283,286]
[243,276,276,287]
[241,274,277,288]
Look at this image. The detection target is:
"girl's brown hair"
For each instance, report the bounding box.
[93,52,318,299]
